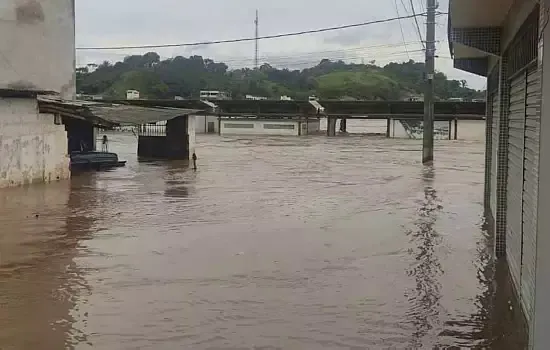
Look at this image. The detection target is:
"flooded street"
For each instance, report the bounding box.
[0,132,526,349]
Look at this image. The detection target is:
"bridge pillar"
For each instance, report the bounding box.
[386,118,391,138]
[327,117,337,136]
[339,118,347,133]
[454,118,458,140]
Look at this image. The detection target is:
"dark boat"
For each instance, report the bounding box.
[70,151,126,171]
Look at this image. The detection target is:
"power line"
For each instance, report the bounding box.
[224,49,427,67]
[226,41,427,64]
[76,13,426,51]
[394,0,411,60]
[76,42,452,69]
[409,0,425,48]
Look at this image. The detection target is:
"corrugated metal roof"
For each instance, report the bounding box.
[37,96,203,127]
[86,104,202,125]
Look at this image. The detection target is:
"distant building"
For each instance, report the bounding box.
[280,95,293,101]
[404,95,423,102]
[174,96,184,100]
[245,94,268,100]
[126,90,140,100]
[448,97,464,102]
[199,90,231,100]
[76,94,104,101]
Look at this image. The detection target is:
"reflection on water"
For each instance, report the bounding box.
[0,133,526,349]
[405,165,444,348]
[0,180,93,349]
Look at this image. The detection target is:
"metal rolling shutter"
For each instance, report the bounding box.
[520,65,540,324]
[506,72,526,289]
[490,95,499,217]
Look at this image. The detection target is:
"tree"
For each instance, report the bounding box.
[75,54,485,101]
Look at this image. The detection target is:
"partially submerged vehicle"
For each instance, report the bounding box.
[70,151,126,171]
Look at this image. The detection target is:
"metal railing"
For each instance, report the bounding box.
[138,122,167,136]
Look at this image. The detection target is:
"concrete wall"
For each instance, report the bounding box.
[220,120,301,136]
[0,0,75,98]
[0,98,69,187]
[303,119,321,134]
[501,0,538,51]
[195,115,219,134]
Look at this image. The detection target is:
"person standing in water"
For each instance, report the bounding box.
[102,135,109,152]
[192,152,197,170]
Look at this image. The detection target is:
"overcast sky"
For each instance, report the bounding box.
[75,0,486,90]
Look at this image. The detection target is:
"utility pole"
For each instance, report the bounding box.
[422,0,436,164]
[254,10,259,69]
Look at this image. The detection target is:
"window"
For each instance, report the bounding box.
[224,123,254,128]
[263,124,295,130]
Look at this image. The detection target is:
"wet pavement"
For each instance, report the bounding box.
[0,131,527,349]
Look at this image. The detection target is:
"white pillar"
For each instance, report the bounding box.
[188,115,196,160]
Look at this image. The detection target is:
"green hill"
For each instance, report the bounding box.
[76,53,484,101]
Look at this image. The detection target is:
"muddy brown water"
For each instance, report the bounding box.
[0,132,526,349]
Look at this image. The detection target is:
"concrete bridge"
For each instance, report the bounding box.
[109,98,485,138]
[108,98,486,118]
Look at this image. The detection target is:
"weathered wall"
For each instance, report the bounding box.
[0,0,75,98]
[0,98,69,187]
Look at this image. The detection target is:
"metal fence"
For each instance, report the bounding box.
[138,122,167,136]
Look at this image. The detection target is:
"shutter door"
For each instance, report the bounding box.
[520,65,540,324]
[506,72,526,289]
[490,95,499,217]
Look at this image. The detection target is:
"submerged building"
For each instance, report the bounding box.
[448,0,550,348]
[0,1,198,188]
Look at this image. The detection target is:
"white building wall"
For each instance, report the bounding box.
[456,120,486,141]
[0,98,69,188]
[0,0,75,98]
[195,115,219,134]
[221,120,300,136]
[306,119,321,133]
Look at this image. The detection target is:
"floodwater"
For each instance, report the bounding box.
[0,129,527,349]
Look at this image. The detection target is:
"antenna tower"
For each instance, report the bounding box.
[254,10,259,69]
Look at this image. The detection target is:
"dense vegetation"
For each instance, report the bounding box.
[76,52,484,101]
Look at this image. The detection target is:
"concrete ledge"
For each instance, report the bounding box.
[450,27,501,56]
[454,57,489,76]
